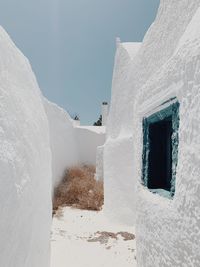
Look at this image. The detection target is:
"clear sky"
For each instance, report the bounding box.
[0,0,160,124]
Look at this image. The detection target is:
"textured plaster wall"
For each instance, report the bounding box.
[105,0,200,265]
[134,3,200,267]
[104,43,141,225]
[0,23,105,267]
[0,27,52,267]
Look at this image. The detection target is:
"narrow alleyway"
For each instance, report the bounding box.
[51,207,137,267]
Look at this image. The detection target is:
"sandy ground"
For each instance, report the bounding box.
[51,207,137,267]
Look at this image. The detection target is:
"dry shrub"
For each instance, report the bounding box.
[53,165,104,214]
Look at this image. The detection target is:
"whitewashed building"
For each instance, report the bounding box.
[104,0,200,266]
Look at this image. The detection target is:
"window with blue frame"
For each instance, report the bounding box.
[142,99,180,198]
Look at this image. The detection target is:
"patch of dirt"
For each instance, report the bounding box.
[117,232,135,241]
[87,231,135,245]
[88,231,118,244]
[53,207,63,218]
[128,248,135,253]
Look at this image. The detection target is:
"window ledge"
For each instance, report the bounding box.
[149,188,172,199]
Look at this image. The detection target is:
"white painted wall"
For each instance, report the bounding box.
[0,27,52,267]
[101,103,109,126]
[135,2,200,266]
[105,0,200,265]
[95,145,104,181]
[75,126,106,166]
[0,25,106,267]
[104,42,141,225]
[44,99,79,187]
[44,101,105,187]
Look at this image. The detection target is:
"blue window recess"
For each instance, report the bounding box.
[142,99,180,198]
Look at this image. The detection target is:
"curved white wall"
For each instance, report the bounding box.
[135,3,200,266]
[0,24,106,267]
[105,0,200,265]
[0,27,52,267]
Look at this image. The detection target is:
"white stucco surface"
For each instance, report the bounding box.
[44,102,105,187]
[75,126,105,166]
[95,145,104,181]
[135,2,200,266]
[104,42,141,225]
[0,27,52,267]
[44,99,79,187]
[105,0,200,266]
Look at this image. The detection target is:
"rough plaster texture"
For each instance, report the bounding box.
[135,3,200,266]
[0,25,106,267]
[0,27,52,267]
[105,0,200,265]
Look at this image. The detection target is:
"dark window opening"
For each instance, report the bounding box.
[142,100,180,198]
[148,116,172,191]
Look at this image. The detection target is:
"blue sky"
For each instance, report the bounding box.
[0,0,160,124]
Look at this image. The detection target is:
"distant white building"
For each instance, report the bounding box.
[75,125,105,166]
[101,102,109,126]
[104,1,200,266]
